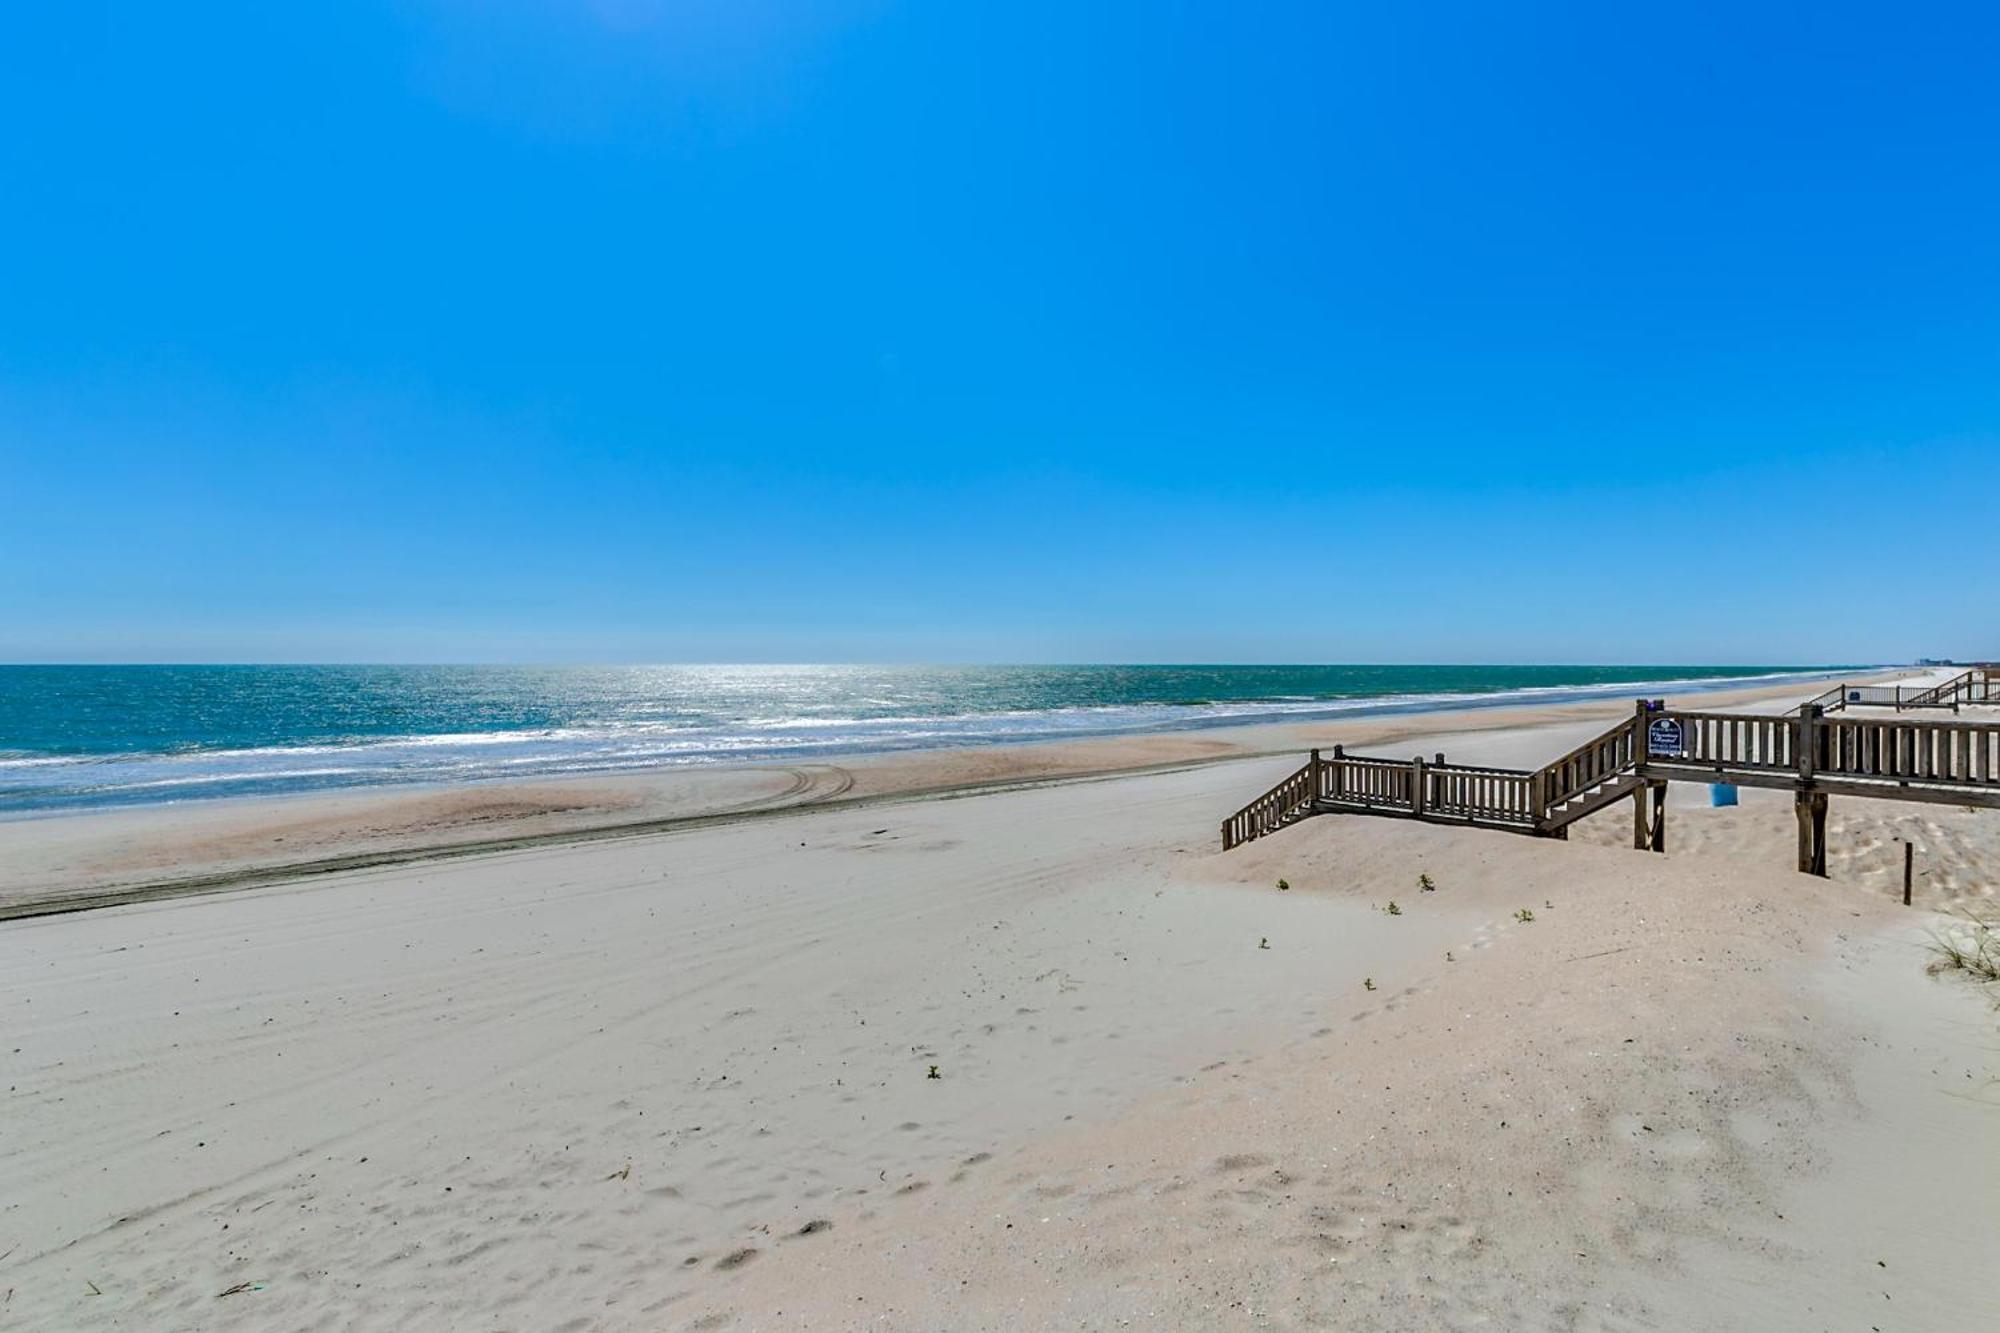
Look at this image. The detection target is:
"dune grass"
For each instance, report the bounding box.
[1926,903,2000,991]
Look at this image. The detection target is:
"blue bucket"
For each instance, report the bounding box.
[1709,783,1739,807]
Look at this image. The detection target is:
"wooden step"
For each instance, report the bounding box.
[1542,772,1645,831]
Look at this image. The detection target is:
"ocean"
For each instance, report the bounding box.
[0,664,1856,815]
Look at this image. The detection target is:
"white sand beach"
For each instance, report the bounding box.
[3,673,1996,1329]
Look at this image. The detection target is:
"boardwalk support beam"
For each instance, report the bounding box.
[1794,789,1828,876]
[1633,780,1667,852]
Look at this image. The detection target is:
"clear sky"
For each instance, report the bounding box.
[4,2,1995,664]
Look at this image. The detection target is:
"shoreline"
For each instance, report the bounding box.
[0,664,1876,820]
[0,669,1916,920]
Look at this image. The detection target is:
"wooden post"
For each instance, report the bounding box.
[1811,793,1828,876]
[1630,779,1666,852]
[1902,840,1914,906]
[1795,790,1828,876]
[1795,790,1813,873]
[1411,756,1426,817]
[1309,749,1322,804]
[1797,704,1820,783]
[1634,699,1652,771]
[1331,744,1345,802]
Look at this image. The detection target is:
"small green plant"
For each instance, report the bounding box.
[1258,936,1270,950]
[927,1065,941,1079]
[1514,908,1536,924]
[1276,877,1290,892]
[1385,900,1402,916]
[1927,905,2000,985]
[1363,977,1376,991]
[1418,873,1435,892]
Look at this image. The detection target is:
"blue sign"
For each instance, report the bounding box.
[1646,717,1685,756]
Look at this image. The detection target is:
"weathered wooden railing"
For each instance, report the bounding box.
[1318,747,1542,825]
[1896,678,1957,708]
[1800,667,2000,714]
[1816,714,2000,786]
[1318,749,1417,812]
[1421,760,1539,826]
[1538,717,1640,809]
[1219,760,1318,850]
[1901,667,2000,709]
[1643,706,2000,792]
[1223,746,1544,848]
[1799,682,1945,713]
[1649,709,1793,773]
[1638,703,2000,873]
[1223,695,2000,870]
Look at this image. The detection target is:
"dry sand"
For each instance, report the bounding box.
[2,673,1996,1329]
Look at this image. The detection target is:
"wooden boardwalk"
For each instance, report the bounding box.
[1221,688,2000,875]
[1798,665,1999,714]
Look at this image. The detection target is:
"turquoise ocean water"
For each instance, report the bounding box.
[0,664,1857,814]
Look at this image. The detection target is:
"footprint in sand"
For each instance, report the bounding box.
[1213,1152,1271,1174]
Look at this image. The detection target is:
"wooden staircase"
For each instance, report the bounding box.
[1533,716,1642,833]
[1542,770,1645,833]
[1220,714,1643,850]
[1221,694,2000,874]
[1798,665,2000,715]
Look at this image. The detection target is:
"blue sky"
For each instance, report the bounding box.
[4,2,1995,664]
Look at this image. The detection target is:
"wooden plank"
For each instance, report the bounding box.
[1640,763,2000,808]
